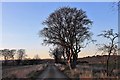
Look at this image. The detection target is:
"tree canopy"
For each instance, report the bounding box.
[40,7,93,68]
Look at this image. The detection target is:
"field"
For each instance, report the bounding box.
[2,64,47,78]
[1,55,120,79]
[56,55,120,79]
[56,63,120,79]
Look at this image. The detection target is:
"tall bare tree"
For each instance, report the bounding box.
[97,29,118,76]
[17,49,26,60]
[0,49,10,65]
[40,7,93,68]
[9,49,16,60]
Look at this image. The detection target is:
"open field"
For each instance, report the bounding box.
[55,55,120,79]
[56,63,120,79]
[2,64,47,78]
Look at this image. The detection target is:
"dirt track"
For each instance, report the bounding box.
[37,64,68,80]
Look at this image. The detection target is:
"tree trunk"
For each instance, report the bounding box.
[4,56,7,65]
[106,58,109,76]
[62,49,66,62]
[55,55,58,63]
[12,57,15,65]
[106,55,110,76]
[70,48,77,69]
[66,48,72,70]
[72,53,77,69]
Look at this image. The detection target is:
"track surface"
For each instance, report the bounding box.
[37,64,68,80]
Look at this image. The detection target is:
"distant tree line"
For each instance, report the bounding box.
[0,49,41,66]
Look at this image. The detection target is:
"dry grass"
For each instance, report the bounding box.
[2,64,46,78]
[56,64,119,79]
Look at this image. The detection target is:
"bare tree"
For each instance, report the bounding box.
[0,49,10,65]
[40,7,93,68]
[49,47,63,63]
[17,49,27,60]
[9,49,16,60]
[111,1,120,11]
[0,49,17,65]
[9,49,16,65]
[97,29,118,76]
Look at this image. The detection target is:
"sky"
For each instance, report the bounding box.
[1,2,118,59]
